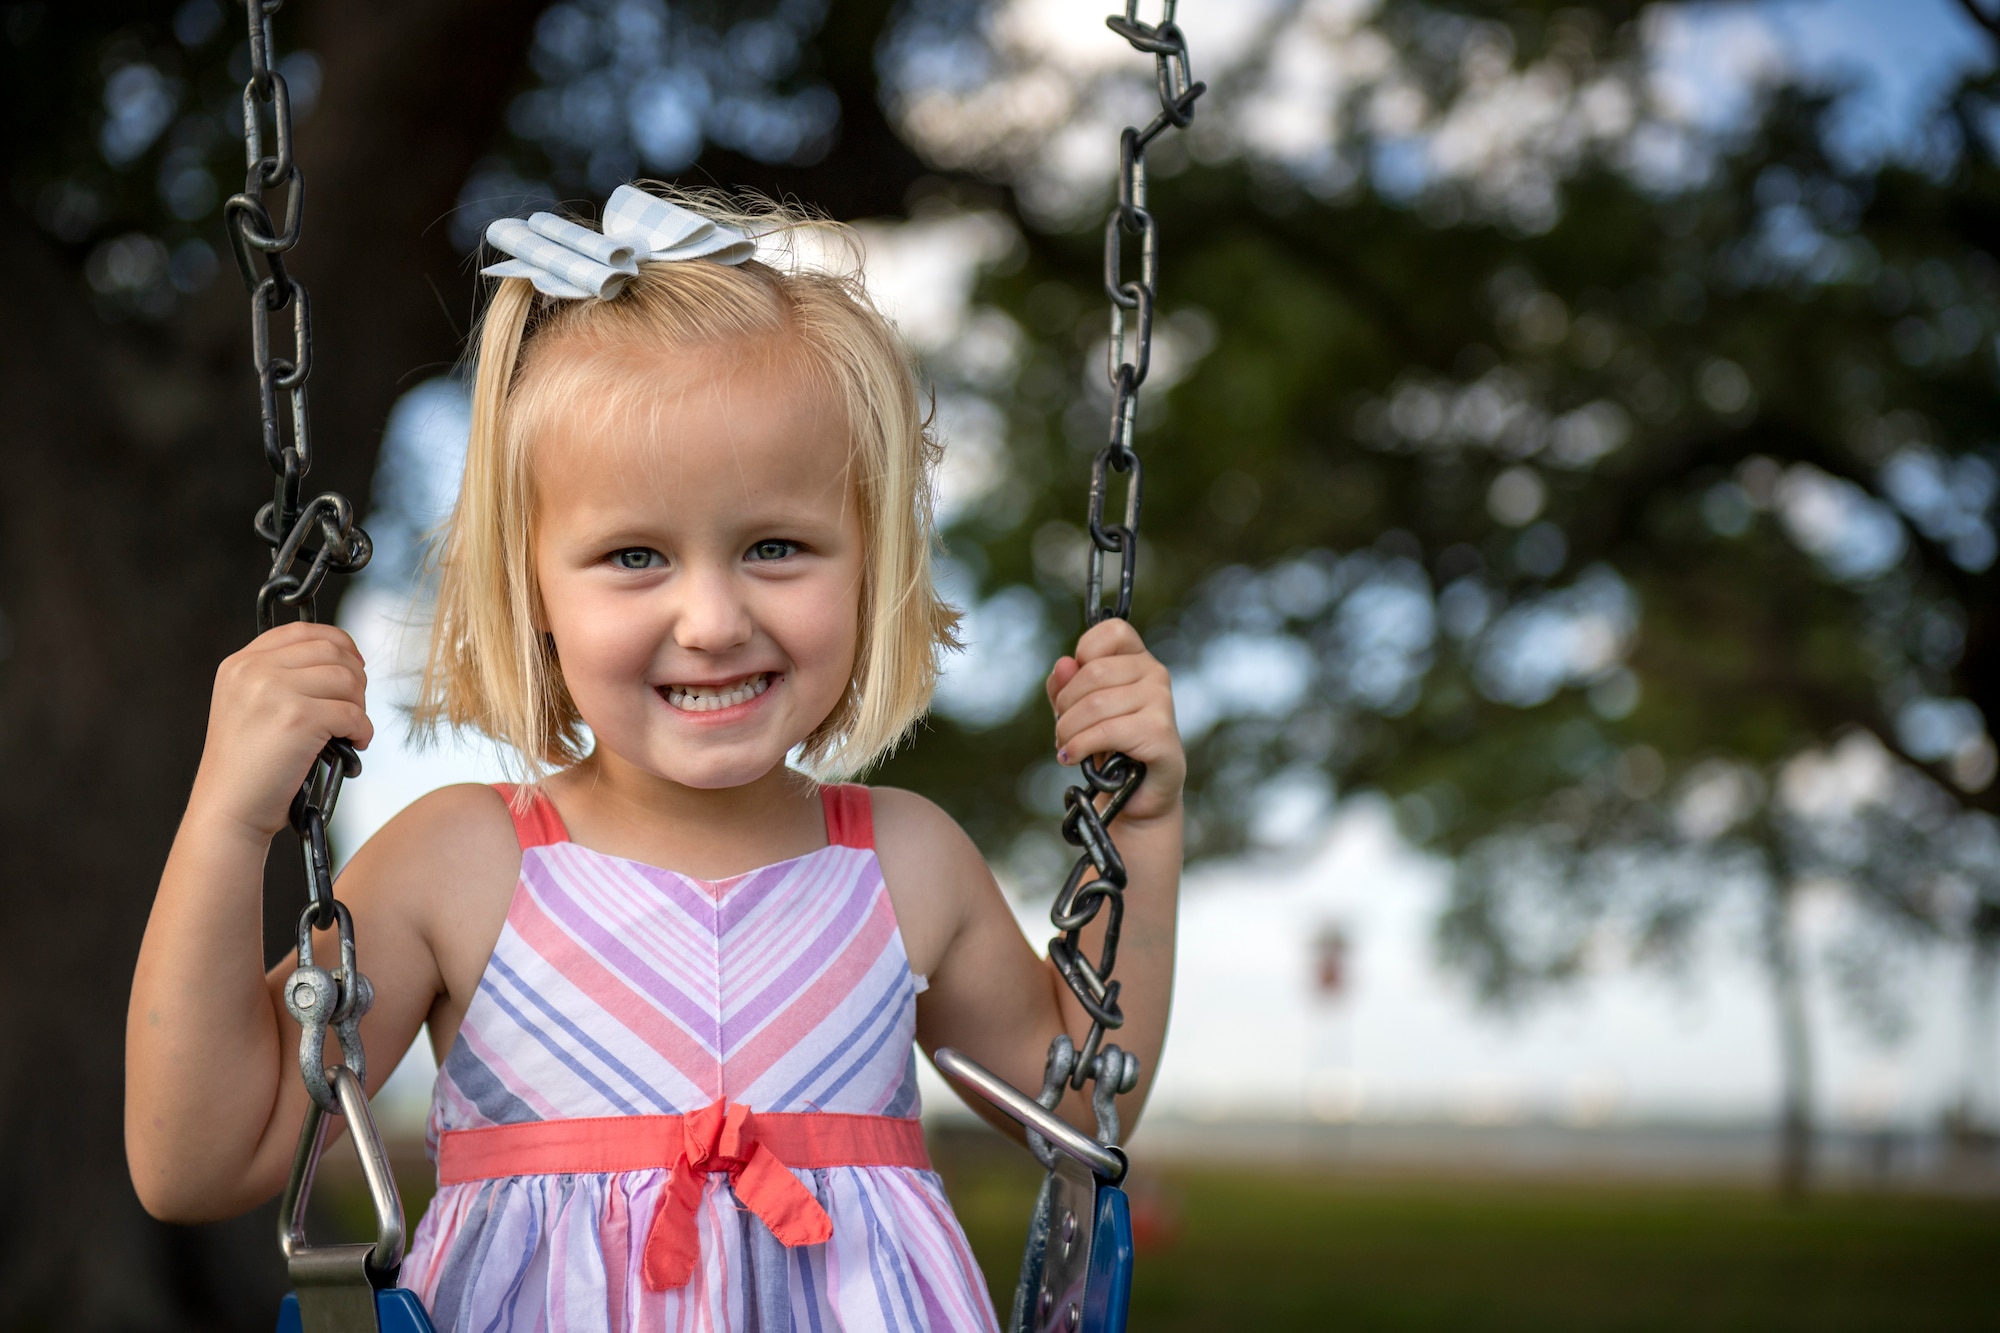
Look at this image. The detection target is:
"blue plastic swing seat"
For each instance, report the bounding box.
[275,1288,436,1333]
[1082,1184,1134,1333]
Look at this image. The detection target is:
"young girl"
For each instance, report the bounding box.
[126,187,1183,1331]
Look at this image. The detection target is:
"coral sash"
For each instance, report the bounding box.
[438,1104,930,1290]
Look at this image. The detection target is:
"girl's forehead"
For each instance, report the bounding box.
[529,336,834,445]
[524,337,852,502]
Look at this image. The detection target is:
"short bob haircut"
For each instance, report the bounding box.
[416,187,960,781]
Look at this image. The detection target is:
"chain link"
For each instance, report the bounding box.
[1032,2,1204,1151]
[227,0,373,1112]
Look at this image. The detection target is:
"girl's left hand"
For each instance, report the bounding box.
[1046,618,1185,825]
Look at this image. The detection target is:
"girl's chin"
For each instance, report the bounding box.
[632,738,801,792]
[671,762,791,792]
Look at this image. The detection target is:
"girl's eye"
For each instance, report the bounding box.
[747,539,798,562]
[612,548,663,570]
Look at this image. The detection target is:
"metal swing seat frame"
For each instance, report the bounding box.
[221,3,1200,1330]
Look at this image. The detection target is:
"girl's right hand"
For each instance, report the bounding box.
[188,622,373,841]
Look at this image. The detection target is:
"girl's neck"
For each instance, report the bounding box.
[542,753,828,879]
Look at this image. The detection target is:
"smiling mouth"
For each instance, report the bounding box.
[660,672,776,713]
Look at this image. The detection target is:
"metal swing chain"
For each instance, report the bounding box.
[1027,1,1204,1163]
[227,0,376,1115]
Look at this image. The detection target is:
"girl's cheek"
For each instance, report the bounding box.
[768,587,855,713]
[806,587,861,671]
[547,593,650,677]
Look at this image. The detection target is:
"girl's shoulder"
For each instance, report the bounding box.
[373,781,524,861]
[865,786,995,976]
[341,783,523,915]
[865,785,982,872]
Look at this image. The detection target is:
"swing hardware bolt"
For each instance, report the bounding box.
[289,978,326,1016]
[290,901,373,1112]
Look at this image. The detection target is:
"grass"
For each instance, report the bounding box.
[930,1130,2000,1332]
[319,1130,2000,1330]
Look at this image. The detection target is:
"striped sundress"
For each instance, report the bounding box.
[398,783,1001,1332]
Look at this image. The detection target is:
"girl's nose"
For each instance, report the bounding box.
[670,565,754,653]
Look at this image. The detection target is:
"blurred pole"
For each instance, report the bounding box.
[1313,925,1348,1001]
[1305,923,1353,1139]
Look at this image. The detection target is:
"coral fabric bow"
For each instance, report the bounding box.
[482,184,755,300]
[642,1100,835,1291]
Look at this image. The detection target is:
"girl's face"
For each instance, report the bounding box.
[531,341,864,792]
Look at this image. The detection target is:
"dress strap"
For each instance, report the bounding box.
[491,782,570,849]
[495,785,857,851]
[820,783,874,850]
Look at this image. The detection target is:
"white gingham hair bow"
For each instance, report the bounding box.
[481,185,755,299]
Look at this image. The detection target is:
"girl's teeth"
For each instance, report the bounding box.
[665,674,772,713]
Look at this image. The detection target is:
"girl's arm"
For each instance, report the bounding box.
[124,623,484,1222]
[886,616,1183,1142]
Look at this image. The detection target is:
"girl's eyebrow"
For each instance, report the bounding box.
[564,502,842,544]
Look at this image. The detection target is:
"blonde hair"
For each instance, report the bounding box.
[416,187,960,781]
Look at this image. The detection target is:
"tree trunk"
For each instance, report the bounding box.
[0,5,543,1325]
[1762,877,1815,1200]
[1964,931,1999,1130]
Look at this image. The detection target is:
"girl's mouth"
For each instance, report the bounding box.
[659,672,776,714]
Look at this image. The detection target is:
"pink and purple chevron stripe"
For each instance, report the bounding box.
[399,786,999,1332]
